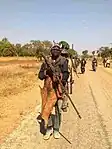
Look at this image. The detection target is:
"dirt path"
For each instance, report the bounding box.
[0,64,112,149]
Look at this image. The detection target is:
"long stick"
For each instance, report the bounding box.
[58,79,81,119]
[59,132,72,144]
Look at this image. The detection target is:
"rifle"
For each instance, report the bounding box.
[70,57,79,78]
[41,53,81,119]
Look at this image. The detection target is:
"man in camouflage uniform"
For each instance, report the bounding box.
[92,57,97,66]
[38,44,69,140]
[61,49,70,111]
[103,58,107,67]
[74,56,80,69]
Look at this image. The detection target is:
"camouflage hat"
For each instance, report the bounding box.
[61,49,68,54]
[51,44,61,50]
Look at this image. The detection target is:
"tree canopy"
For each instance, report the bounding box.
[2,37,111,59]
[59,41,70,50]
[0,38,77,58]
[92,51,95,55]
[81,50,88,58]
[98,47,112,58]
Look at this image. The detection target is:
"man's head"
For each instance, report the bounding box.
[51,44,61,58]
[61,49,69,58]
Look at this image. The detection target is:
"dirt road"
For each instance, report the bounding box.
[0,65,112,149]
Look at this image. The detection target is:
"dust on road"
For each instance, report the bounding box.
[0,64,112,149]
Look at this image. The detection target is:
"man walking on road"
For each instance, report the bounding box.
[38,44,69,140]
[80,57,86,73]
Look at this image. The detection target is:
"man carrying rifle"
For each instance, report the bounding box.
[38,44,69,140]
[61,49,74,95]
[61,49,70,111]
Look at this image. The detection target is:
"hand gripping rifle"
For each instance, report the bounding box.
[41,53,81,119]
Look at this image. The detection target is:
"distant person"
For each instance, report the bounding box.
[103,58,107,67]
[92,57,97,66]
[75,57,80,68]
[81,58,86,67]
[92,57,97,71]
[80,58,86,73]
[106,58,110,68]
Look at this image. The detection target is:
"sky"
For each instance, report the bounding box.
[0,0,112,52]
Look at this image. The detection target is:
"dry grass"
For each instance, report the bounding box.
[0,56,37,61]
[0,65,39,97]
[0,59,41,143]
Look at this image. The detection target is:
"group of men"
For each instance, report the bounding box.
[38,43,99,140]
[74,57,98,73]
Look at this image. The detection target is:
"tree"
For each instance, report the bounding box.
[68,48,77,56]
[82,50,88,58]
[92,51,95,55]
[0,38,15,56]
[30,40,45,60]
[82,50,88,55]
[97,50,99,54]
[14,43,22,56]
[110,48,112,58]
[42,40,52,55]
[59,41,70,50]
[0,38,78,59]
[99,47,111,58]
[21,43,32,56]
[42,40,52,49]
[2,37,9,42]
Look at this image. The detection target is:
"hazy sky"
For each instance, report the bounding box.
[0,0,112,52]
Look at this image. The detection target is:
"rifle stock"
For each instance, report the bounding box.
[41,53,81,119]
